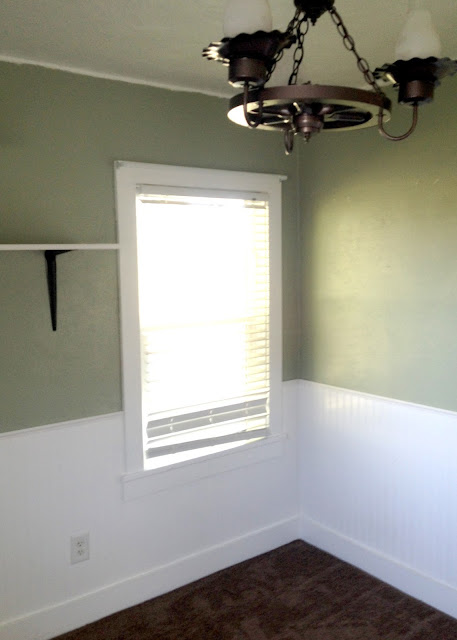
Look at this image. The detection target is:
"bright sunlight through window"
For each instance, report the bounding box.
[136,192,271,469]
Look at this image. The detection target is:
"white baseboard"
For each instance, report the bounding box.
[1,516,300,640]
[301,515,457,621]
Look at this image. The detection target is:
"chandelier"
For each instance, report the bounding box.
[203,0,457,154]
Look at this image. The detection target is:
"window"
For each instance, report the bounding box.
[115,163,283,480]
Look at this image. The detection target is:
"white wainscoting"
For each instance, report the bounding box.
[298,380,457,620]
[4,378,457,640]
[0,381,300,640]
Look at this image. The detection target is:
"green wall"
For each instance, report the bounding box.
[0,62,300,432]
[300,82,457,411]
[5,60,454,430]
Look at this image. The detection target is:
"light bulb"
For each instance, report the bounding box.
[223,0,273,39]
[395,0,442,60]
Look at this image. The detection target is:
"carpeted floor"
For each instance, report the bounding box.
[53,540,457,639]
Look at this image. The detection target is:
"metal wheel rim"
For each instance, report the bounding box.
[228,84,392,132]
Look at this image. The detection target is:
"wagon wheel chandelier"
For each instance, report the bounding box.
[203,0,457,154]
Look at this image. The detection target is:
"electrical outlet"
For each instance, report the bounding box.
[70,532,90,564]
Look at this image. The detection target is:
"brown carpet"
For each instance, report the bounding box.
[53,540,457,639]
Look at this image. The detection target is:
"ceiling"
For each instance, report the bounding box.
[0,0,456,98]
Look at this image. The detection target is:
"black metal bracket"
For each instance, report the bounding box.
[44,250,72,331]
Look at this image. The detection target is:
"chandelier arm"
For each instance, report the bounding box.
[377,103,419,141]
[243,83,264,128]
[284,128,295,155]
[328,6,384,95]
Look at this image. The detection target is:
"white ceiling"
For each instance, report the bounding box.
[0,0,456,97]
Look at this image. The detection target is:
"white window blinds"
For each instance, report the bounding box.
[135,190,271,461]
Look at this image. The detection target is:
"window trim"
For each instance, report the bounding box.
[115,161,285,489]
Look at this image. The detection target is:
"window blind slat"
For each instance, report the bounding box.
[145,427,269,458]
[146,397,268,438]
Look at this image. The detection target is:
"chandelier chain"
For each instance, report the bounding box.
[266,49,284,84]
[328,7,383,95]
[286,7,303,37]
[288,12,310,85]
[266,8,302,84]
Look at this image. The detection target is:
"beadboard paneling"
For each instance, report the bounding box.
[0,382,299,640]
[299,380,457,618]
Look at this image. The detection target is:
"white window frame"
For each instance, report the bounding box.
[115,161,285,498]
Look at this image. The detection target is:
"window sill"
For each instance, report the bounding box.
[121,434,285,501]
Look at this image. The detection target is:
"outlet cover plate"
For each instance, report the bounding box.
[71,532,90,564]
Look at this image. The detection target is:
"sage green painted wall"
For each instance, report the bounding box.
[300,82,457,411]
[0,62,300,432]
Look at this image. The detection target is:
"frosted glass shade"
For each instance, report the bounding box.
[223,0,273,38]
[395,0,442,60]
